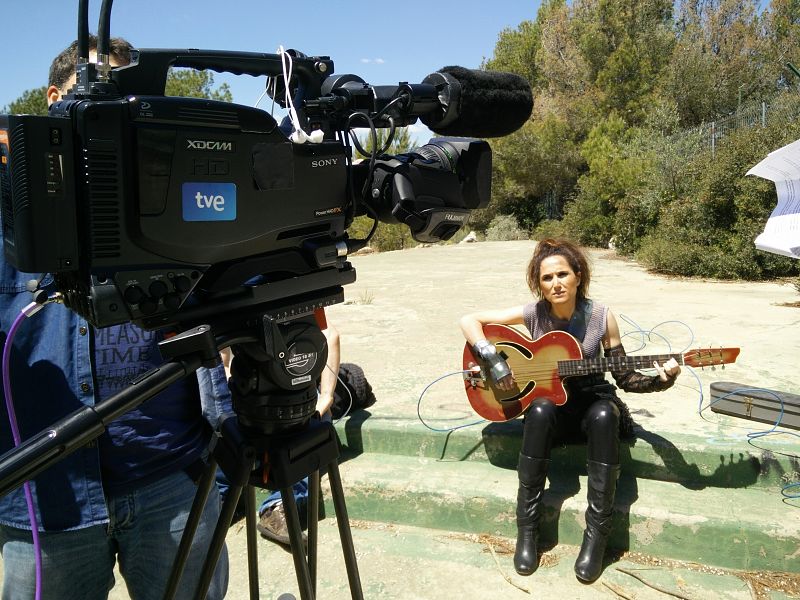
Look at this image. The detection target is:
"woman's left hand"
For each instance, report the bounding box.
[653,358,681,381]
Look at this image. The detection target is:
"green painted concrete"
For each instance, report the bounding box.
[326,450,799,573]
[334,413,800,490]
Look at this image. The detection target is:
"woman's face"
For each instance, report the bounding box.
[538,255,581,308]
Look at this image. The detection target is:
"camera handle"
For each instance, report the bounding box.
[112,49,333,98]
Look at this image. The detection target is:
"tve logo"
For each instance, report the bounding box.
[182,183,237,221]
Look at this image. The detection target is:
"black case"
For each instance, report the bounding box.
[710,381,800,430]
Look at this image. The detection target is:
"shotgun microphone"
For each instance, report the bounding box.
[421,66,533,138]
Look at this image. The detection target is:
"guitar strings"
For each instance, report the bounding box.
[491,350,729,383]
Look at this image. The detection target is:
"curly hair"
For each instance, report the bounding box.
[526,238,591,299]
[49,34,133,90]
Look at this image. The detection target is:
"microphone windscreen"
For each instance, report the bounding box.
[421,66,533,138]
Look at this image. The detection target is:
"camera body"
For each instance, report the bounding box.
[2,93,353,329]
[0,49,493,331]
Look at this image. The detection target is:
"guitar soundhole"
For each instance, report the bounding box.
[496,341,532,359]
[499,381,536,403]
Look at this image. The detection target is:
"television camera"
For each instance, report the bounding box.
[1,42,532,334]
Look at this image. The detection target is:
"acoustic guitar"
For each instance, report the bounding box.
[463,324,740,422]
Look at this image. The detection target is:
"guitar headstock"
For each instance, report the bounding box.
[683,347,740,368]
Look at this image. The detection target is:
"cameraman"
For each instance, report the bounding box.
[0,37,228,600]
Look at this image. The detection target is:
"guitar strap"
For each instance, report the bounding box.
[566,298,592,342]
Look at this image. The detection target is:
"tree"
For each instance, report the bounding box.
[355,126,416,158]
[483,19,542,86]
[164,69,232,102]
[659,0,770,126]
[491,115,584,225]
[764,0,800,90]
[4,69,233,117]
[3,87,48,116]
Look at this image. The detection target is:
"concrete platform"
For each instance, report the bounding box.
[201,519,800,600]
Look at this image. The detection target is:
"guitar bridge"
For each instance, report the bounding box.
[464,368,485,388]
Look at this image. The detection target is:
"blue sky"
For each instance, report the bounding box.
[1,1,542,142]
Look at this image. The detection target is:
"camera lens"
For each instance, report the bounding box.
[411,140,458,172]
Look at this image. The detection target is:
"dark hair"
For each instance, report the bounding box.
[49,34,134,89]
[526,238,591,300]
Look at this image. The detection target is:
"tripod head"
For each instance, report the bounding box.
[226,314,328,436]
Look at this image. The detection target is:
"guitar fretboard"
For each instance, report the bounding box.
[557,354,684,377]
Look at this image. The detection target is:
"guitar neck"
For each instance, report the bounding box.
[557,353,684,377]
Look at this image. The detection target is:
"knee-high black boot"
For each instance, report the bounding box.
[514,454,549,576]
[574,460,620,583]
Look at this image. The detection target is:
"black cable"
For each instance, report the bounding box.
[344,113,381,248]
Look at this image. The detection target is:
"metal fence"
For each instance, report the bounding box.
[677,93,800,156]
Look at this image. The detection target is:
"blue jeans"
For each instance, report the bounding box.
[260,479,309,516]
[0,469,228,600]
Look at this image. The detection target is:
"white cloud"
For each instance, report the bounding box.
[359,58,387,65]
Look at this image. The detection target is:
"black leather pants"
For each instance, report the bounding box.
[520,383,621,464]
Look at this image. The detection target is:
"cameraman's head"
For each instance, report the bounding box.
[47,34,133,105]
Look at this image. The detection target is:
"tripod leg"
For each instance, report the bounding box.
[307,469,320,591]
[282,487,315,600]
[192,479,245,599]
[163,457,218,600]
[327,460,364,600]
[244,484,260,599]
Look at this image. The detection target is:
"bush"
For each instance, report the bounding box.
[532,218,570,240]
[559,194,614,247]
[485,214,529,241]
[611,187,663,255]
[347,216,417,252]
[636,233,800,280]
[633,121,800,279]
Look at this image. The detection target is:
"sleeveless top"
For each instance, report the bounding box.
[523,298,608,358]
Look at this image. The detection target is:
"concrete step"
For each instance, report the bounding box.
[219,520,797,600]
[333,412,800,492]
[328,450,800,573]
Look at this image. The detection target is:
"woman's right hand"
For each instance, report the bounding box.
[472,340,515,390]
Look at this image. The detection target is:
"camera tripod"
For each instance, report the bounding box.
[0,313,364,600]
[164,312,364,600]
[165,413,364,600]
